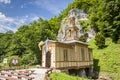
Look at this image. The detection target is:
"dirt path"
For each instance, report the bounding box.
[30,68,49,80]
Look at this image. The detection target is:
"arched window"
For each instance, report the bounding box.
[69,30,71,37]
[76,30,78,37]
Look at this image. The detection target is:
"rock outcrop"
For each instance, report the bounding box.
[57,9,96,42]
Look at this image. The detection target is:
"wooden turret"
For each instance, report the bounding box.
[65,17,79,41]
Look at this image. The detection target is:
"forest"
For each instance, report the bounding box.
[0,0,120,68]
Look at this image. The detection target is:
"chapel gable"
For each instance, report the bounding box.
[65,17,79,41]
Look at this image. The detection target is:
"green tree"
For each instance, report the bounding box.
[89,0,120,43]
[95,32,105,49]
[0,33,13,62]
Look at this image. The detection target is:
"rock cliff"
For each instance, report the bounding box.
[57,9,96,42]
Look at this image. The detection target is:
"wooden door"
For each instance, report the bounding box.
[46,51,51,68]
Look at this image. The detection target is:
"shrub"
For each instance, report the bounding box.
[117,36,120,44]
[21,53,37,65]
[95,32,105,49]
[7,56,21,66]
[117,39,120,44]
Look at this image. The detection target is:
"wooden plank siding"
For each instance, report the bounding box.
[55,42,92,69]
[42,41,93,69]
[42,45,45,67]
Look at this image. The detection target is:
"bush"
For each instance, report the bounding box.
[117,39,120,44]
[95,32,105,49]
[21,53,37,65]
[0,63,4,68]
[117,36,120,44]
[7,56,21,66]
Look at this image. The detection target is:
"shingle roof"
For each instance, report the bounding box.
[46,39,88,45]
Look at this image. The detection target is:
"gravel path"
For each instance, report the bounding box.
[29,68,49,80]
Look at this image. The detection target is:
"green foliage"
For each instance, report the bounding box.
[89,0,120,43]
[117,36,120,44]
[60,0,96,19]
[95,32,105,49]
[0,17,60,64]
[60,0,120,43]
[0,33,13,62]
[21,53,37,65]
[79,20,90,32]
[89,38,120,79]
[7,56,21,66]
[50,72,89,80]
[0,63,4,68]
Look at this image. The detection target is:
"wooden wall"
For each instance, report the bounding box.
[42,45,46,67]
[42,41,93,69]
[54,42,93,69]
[42,42,56,68]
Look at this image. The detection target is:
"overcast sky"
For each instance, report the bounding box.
[0,0,73,33]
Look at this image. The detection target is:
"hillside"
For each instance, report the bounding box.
[49,38,120,80]
[89,38,120,79]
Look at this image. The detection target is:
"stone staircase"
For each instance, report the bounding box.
[30,68,49,80]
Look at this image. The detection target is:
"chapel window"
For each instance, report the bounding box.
[81,48,85,61]
[63,49,68,61]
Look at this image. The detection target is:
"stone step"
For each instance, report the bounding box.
[30,68,49,80]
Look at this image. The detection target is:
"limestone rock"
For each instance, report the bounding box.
[57,9,96,42]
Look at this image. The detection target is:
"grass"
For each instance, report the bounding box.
[50,72,90,80]
[88,38,120,79]
[29,65,38,68]
[0,64,37,70]
[50,38,120,80]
